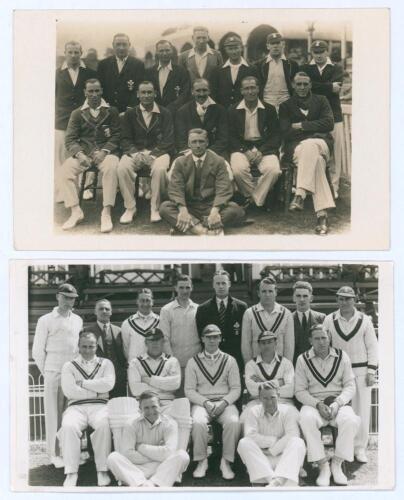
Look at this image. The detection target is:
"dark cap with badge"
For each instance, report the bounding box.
[311,40,329,53]
[145,327,165,341]
[57,283,79,298]
[267,32,283,44]
[336,286,356,298]
[202,324,222,336]
[224,34,243,47]
[258,330,277,342]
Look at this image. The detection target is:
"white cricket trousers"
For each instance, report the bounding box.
[238,435,305,484]
[191,404,241,462]
[58,403,111,474]
[107,449,190,487]
[352,373,372,451]
[299,405,360,463]
[61,154,119,208]
[330,121,344,196]
[230,152,281,207]
[118,154,169,213]
[161,398,192,451]
[44,371,65,458]
[55,130,67,203]
[293,138,335,213]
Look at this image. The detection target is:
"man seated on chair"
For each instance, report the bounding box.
[295,324,360,487]
[159,128,245,235]
[59,332,116,487]
[128,327,192,451]
[185,324,241,480]
[61,78,121,233]
[241,330,297,423]
[279,72,335,235]
[238,381,306,487]
[228,76,281,210]
[118,80,175,224]
[107,390,190,487]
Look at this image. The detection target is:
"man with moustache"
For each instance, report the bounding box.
[32,283,83,468]
[97,33,145,113]
[83,299,127,397]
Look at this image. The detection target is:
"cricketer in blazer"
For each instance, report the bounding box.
[254,56,299,100]
[195,295,248,370]
[175,100,229,158]
[64,104,121,158]
[210,63,259,109]
[120,104,175,158]
[145,63,191,114]
[82,322,127,398]
[228,101,281,156]
[292,309,326,366]
[278,93,334,162]
[178,47,223,84]
[97,55,145,113]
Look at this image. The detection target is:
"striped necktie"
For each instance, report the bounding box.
[301,312,308,331]
[218,300,226,329]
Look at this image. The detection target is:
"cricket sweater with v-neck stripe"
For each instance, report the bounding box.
[294,347,356,408]
[61,355,115,406]
[121,311,160,362]
[185,350,241,407]
[128,353,181,400]
[323,309,378,375]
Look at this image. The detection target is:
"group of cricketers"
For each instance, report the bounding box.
[32,270,378,488]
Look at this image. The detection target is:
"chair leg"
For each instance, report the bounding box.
[326,167,336,201]
[92,169,99,200]
[283,166,293,214]
[79,169,87,205]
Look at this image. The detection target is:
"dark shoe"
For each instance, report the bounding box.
[315,215,329,235]
[241,197,253,210]
[289,195,304,211]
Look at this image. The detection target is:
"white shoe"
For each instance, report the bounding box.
[316,461,331,487]
[193,458,208,478]
[62,210,84,230]
[100,212,113,233]
[63,473,78,487]
[119,208,136,224]
[355,448,368,463]
[51,456,64,468]
[299,466,308,478]
[150,210,161,223]
[83,190,94,200]
[331,457,347,485]
[97,471,111,486]
[220,458,235,480]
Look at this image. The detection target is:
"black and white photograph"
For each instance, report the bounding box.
[13,9,389,250]
[11,261,394,490]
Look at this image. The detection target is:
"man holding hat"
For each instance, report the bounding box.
[238,381,306,487]
[242,330,296,422]
[301,41,345,197]
[185,324,241,480]
[32,283,83,467]
[254,32,298,110]
[210,34,258,109]
[323,286,378,463]
[128,327,192,451]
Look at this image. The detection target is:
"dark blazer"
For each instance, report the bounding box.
[65,105,121,158]
[254,56,299,98]
[228,101,281,156]
[178,48,223,83]
[210,63,258,108]
[279,93,334,161]
[145,64,191,114]
[83,322,127,397]
[175,100,229,157]
[168,149,233,208]
[55,65,97,130]
[293,310,326,366]
[195,295,248,370]
[120,104,175,158]
[300,62,344,122]
[97,55,145,112]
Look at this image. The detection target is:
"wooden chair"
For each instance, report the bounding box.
[78,165,100,205]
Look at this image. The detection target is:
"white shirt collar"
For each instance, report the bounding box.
[77,354,99,366]
[236,98,265,111]
[97,320,111,330]
[141,414,163,428]
[196,96,216,109]
[309,57,334,67]
[266,54,287,63]
[116,55,128,63]
[81,98,109,111]
[140,102,160,114]
[216,296,229,308]
[297,309,310,319]
[256,302,281,313]
[335,308,359,322]
[223,57,249,68]
[134,310,155,320]
[61,60,86,70]
[140,352,167,361]
[52,306,72,318]
[308,346,339,360]
[173,298,197,309]
[157,61,173,71]
[189,46,214,58]
[202,349,221,360]
[256,352,280,364]
[192,153,207,164]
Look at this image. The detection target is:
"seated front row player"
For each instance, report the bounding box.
[128,327,192,450]
[185,324,241,480]
[238,381,306,487]
[107,390,190,487]
[160,128,245,235]
[295,324,360,487]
